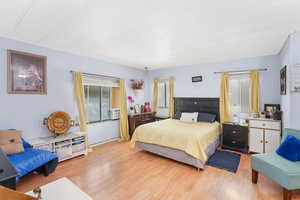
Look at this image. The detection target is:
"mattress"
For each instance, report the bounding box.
[136,136,219,169]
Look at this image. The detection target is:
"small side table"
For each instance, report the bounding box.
[222,122,249,153]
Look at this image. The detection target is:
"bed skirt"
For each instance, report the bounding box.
[136,136,220,169]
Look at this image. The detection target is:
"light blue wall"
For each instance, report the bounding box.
[147,55,281,111]
[0,37,147,144]
[280,32,300,129]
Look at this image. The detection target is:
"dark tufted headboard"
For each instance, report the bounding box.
[174,97,220,122]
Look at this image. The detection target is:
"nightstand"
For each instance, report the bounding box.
[222,123,249,153]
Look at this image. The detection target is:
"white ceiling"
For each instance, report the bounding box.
[0,0,299,69]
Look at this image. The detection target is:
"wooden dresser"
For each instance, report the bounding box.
[249,118,281,153]
[128,112,155,137]
[222,123,249,153]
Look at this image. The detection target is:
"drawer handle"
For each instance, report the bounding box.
[260,140,263,143]
[262,123,266,126]
[232,131,236,134]
[265,141,268,144]
[232,141,236,144]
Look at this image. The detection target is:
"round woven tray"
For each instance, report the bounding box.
[46,111,72,134]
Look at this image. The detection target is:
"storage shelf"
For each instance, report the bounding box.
[29,132,87,163]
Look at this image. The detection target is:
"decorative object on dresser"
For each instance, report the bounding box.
[249,118,281,153]
[222,123,249,153]
[43,111,75,136]
[0,148,18,190]
[7,50,47,94]
[128,112,155,137]
[29,132,87,162]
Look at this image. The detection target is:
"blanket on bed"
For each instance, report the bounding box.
[130,119,220,162]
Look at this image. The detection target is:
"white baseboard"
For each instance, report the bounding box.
[90,137,120,147]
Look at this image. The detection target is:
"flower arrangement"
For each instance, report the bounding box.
[128,96,135,114]
[128,96,134,104]
[130,79,144,90]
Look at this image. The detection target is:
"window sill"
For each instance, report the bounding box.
[75,119,119,126]
[87,119,119,125]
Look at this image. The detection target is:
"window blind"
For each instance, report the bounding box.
[83,74,119,87]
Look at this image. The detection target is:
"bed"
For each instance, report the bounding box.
[130,98,221,169]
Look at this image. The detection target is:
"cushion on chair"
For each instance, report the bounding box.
[0,130,24,155]
[251,153,300,190]
[7,148,58,179]
[276,135,300,162]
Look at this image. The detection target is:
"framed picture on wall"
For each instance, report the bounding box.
[280,65,287,95]
[7,50,47,94]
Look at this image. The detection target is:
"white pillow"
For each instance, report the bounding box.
[180,112,198,122]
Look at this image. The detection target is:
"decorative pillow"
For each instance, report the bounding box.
[197,113,216,123]
[180,112,198,122]
[276,135,300,162]
[0,130,24,155]
[173,112,182,120]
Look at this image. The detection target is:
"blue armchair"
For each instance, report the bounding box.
[7,139,58,180]
[251,128,300,200]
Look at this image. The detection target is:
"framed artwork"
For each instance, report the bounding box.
[264,104,280,119]
[192,76,202,82]
[280,66,287,95]
[7,50,47,94]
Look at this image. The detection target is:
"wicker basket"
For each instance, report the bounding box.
[43,111,74,135]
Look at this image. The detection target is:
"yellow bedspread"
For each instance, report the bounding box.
[130,119,220,162]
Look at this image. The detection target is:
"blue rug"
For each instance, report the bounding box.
[207,150,241,173]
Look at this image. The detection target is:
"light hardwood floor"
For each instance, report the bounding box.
[17,141,300,200]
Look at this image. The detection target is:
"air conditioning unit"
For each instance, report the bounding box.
[111,108,120,120]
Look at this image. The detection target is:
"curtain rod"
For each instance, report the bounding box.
[214,68,268,74]
[70,70,119,79]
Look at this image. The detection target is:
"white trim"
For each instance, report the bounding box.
[90,137,120,147]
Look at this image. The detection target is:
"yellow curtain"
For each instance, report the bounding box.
[220,72,230,123]
[250,70,260,113]
[119,79,130,140]
[73,72,91,152]
[73,72,88,132]
[168,77,174,117]
[153,78,160,113]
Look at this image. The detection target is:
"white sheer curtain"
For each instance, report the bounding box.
[229,73,250,121]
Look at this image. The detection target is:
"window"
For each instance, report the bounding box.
[84,86,111,123]
[82,74,120,124]
[229,74,250,121]
[158,80,169,108]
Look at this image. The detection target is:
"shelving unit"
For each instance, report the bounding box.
[29,132,87,162]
